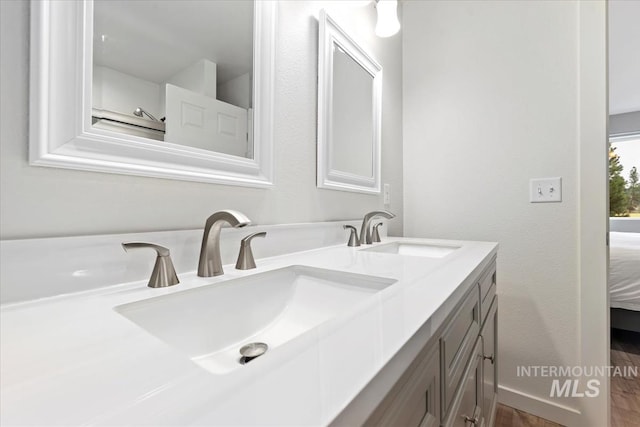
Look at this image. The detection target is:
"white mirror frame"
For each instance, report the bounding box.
[317,10,382,194]
[29,0,275,188]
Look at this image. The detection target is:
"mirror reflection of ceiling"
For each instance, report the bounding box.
[93,0,253,85]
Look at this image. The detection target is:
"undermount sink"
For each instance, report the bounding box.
[361,242,460,258]
[115,265,395,374]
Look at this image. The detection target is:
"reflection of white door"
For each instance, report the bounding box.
[165,84,248,157]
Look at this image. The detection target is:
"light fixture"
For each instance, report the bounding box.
[133,107,159,122]
[375,0,400,38]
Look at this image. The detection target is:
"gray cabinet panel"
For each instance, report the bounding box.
[366,340,440,427]
[441,286,480,414]
[332,258,498,427]
[443,339,483,427]
[481,297,498,427]
[479,267,496,303]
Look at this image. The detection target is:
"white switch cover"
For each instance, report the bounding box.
[383,183,391,205]
[530,177,562,203]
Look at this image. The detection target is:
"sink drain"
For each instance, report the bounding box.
[239,342,268,365]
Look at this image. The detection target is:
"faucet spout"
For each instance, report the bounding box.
[359,210,395,245]
[198,210,251,277]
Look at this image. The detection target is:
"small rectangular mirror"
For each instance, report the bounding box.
[317,10,382,194]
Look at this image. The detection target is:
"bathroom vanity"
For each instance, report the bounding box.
[0,223,497,426]
[334,258,498,427]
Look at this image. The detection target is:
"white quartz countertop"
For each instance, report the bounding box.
[1,237,497,426]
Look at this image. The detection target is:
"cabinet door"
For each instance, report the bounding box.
[367,343,440,427]
[443,339,483,427]
[441,287,481,414]
[480,298,498,427]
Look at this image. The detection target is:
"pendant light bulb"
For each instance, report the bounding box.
[375,0,400,38]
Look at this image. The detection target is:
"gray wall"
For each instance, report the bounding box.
[403,1,607,424]
[610,111,640,137]
[0,0,403,240]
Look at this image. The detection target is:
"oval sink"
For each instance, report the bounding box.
[361,242,460,258]
[115,265,395,374]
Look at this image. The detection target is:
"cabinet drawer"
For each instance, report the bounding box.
[481,282,496,324]
[440,287,480,415]
[478,264,496,303]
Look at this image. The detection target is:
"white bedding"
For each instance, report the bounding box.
[609,232,640,311]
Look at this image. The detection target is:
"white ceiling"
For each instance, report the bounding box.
[609,0,640,115]
[93,0,253,85]
[94,0,638,113]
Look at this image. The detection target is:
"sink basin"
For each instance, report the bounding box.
[361,242,460,258]
[115,265,395,374]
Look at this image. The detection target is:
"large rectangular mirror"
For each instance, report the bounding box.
[30,0,275,187]
[317,9,382,194]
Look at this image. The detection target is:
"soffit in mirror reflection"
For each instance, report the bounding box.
[93,0,253,85]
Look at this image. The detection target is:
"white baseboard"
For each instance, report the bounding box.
[498,385,581,426]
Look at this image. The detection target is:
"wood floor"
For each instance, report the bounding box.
[495,404,563,427]
[610,328,640,427]
[496,329,640,427]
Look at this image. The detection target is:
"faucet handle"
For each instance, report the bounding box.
[372,223,383,243]
[122,242,180,288]
[343,225,361,247]
[235,232,266,270]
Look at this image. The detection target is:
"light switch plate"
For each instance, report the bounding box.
[530,177,562,203]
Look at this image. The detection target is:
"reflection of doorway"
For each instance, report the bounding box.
[608,1,640,425]
[607,135,640,425]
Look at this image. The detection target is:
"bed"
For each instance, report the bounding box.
[609,231,640,333]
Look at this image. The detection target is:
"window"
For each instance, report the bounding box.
[609,137,640,217]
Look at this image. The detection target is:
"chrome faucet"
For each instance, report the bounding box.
[235,231,267,270]
[343,225,361,247]
[198,210,251,277]
[122,242,180,288]
[359,210,395,245]
[372,222,383,243]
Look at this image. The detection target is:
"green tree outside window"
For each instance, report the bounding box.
[628,166,640,213]
[609,146,629,217]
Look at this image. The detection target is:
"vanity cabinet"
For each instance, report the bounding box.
[443,263,498,427]
[443,339,483,427]
[334,258,497,427]
[440,285,481,416]
[480,298,498,427]
[365,343,440,427]
[478,263,498,427]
